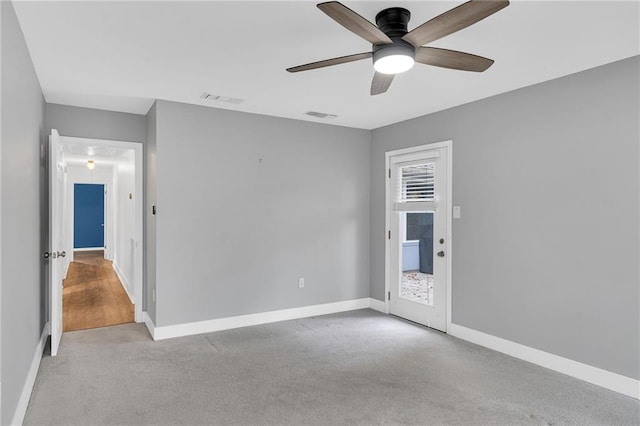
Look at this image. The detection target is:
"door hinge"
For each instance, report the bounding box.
[388,168,391,178]
[388,230,391,239]
[388,291,391,301]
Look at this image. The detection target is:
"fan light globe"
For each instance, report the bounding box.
[374,54,414,75]
[372,40,415,75]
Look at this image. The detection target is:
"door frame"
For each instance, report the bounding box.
[384,141,453,331]
[57,134,144,323]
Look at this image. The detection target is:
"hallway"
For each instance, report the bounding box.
[63,250,134,332]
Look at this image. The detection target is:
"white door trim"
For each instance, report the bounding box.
[59,135,144,323]
[384,141,453,331]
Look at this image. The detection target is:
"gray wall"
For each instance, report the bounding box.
[370,56,640,380]
[1,1,46,424]
[45,103,146,143]
[154,100,371,326]
[145,103,157,323]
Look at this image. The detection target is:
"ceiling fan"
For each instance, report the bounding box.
[287,0,509,95]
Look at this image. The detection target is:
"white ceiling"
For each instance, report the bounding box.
[63,143,131,158]
[13,0,640,130]
[62,141,132,165]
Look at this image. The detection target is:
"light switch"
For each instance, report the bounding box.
[453,206,461,219]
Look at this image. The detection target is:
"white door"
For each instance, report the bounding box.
[387,143,450,331]
[49,129,66,356]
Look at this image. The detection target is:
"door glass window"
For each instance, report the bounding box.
[399,211,434,305]
[397,163,435,203]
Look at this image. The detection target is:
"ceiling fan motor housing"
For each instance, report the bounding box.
[373,7,415,64]
[375,7,411,37]
[372,38,414,61]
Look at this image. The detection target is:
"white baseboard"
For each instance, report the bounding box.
[73,247,104,252]
[369,297,386,313]
[111,262,134,304]
[63,258,70,280]
[448,323,640,400]
[152,298,372,341]
[142,311,155,340]
[10,322,49,426]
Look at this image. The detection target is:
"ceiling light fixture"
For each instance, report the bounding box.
[87,160,95,170]
[373,41,415,75]
[287,2,508,94]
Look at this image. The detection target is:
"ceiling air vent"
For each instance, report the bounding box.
[201,92,244,104]
[304,111,338,119]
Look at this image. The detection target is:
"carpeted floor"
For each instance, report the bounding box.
[25,310,639,425]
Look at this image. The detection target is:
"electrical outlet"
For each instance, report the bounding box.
[298,277,305,288]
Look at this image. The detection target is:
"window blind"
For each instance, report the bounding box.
[398,163,435,202]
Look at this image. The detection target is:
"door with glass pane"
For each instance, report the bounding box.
[388,144,449,331]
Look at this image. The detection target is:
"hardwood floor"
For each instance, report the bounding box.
[63,250,134,332]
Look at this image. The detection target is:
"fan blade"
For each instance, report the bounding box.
[371,72,394,95]
[415,47,494,72]
[318,2,393,45]
[287,52,372,73]
[403,0,509,47]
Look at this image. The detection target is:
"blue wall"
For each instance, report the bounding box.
[74,183,104,248]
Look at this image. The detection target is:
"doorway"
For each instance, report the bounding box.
[48,130,144,354]
[385,142,452,332]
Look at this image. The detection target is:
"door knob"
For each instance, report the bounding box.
[437,251,445,257]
